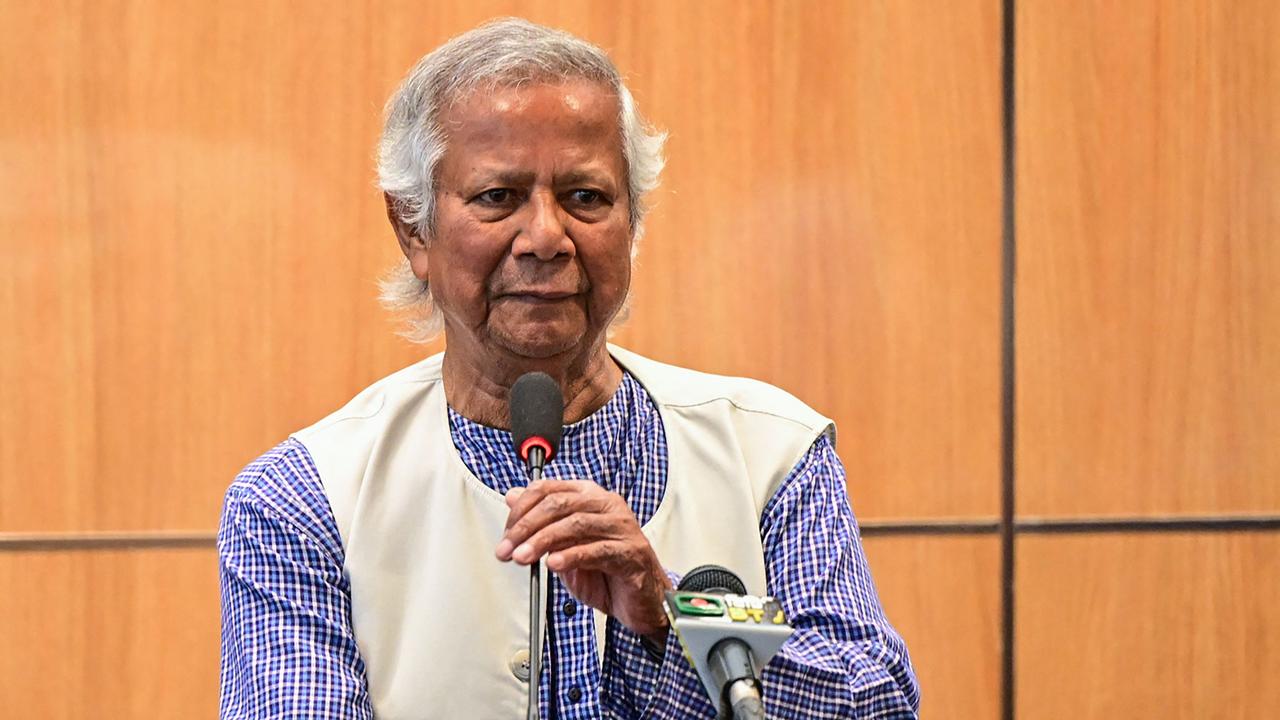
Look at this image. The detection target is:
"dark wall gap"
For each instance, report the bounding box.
[999,0,1019,718]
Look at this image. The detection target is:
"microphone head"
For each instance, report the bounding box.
[509,372,564,464]
[678,564,748,595]
[664,564,792,717]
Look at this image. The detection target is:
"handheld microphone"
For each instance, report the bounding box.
[664,565,794,720]
[511,371,564,478]
[508,372,564,720]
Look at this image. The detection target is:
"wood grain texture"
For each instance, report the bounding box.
[863,535,1001,720]
[0,548,220,719]
[0,0,1000,531]
[1017,0,1280,516]
[0,0,430,532]
[1017,533,1280,718]
[610,0,1003,522]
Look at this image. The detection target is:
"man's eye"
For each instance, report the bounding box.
[569,189,603,205]
[476,188,515,204]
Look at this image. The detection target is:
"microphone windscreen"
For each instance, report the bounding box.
[510,371,565,462]
[677,564,748,595]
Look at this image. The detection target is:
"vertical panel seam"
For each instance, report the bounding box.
[1000,0,1018,718]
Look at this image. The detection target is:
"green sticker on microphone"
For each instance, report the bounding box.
[673,592,726,617]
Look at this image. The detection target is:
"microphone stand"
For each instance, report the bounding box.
[509,372,563,720]
[525,446,546,720]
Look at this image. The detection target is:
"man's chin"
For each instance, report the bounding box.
[490,325,588,361]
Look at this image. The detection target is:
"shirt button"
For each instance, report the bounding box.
[509,649,530,682]
[567,687,582,703]
[562,601,577,617]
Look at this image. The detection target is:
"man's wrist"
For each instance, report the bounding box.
[640,624,668,662]
[637,566,677,661]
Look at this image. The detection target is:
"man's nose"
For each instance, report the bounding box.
[513,190,574,260]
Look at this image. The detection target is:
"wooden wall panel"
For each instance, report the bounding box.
[864,536,1001,720]
[0,0,1000,532]
[607,0,1004,521]
[0,0,427,532]
[1017,533,1280,718]
[0,548,220,719]
[1017,0,1280,517]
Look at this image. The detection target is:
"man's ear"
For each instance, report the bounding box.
[384,193,430,281]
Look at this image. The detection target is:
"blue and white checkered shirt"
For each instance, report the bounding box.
[219,371,919,718]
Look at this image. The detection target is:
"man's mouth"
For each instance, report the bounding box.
[499,290,578,301]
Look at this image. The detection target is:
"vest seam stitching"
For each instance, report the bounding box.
[659,397,829,433]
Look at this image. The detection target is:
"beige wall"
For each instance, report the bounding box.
[0,1,1274,717]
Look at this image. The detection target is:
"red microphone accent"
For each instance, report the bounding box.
[519,436,554,462]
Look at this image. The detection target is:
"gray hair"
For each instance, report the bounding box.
[377,17,667,343]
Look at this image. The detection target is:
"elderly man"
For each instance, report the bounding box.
[219,17,919,720]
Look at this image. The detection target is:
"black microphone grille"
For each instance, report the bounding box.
[677,564,748,595]
[509,372,565,462]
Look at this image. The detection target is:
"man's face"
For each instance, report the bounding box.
[414,79,632,361]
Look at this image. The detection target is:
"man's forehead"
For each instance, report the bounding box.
[442,79,619,129]
[458,164,618,187]
[486,86,585,114]
[436,81,627,181]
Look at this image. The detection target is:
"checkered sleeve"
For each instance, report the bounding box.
[218,439,373,719]
[604,435,921,719]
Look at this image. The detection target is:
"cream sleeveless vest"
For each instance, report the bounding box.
[293,345,834,719]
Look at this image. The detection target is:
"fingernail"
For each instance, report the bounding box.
[496,539,513,559]
[514,543,532,563]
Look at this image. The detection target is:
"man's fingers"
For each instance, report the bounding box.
[506,489,576,547]
[503,479,566,530]
[545,540,636,574]
[503,480,545,521]
[504,487,525,506]
[507,513,616,565]
[497,481,600,560]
